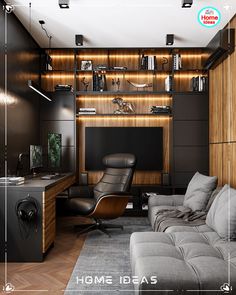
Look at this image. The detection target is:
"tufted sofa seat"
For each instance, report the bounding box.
[130,227,236,294]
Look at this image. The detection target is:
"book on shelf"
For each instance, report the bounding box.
[173,54,182,70]
[0,177,25,186]
[190,76,208,92]
[165,75,173,92]
[150,106,171,114]
[55,84,73,91]
[93,72,107,91]
[77,108,96,115]
[140,55,157,70]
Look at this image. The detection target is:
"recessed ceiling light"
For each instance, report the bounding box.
[59,0,69,9]
[182,0,193,8]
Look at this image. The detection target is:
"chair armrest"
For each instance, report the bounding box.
[98,191,132,198]
[148,194,185,207]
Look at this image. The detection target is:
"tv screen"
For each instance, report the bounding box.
[48,133,62,169]
[30,145,43,170]
[85,127,163,171]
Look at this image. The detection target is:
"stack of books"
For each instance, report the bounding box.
[190,76,208,92]
[77,108,96,115]
[173,54,182,70]
[55,84,73,91]
[93,72,107,91]
[150,106,171,114]
[0,177,25,186]
[165,75,173,92]
[140,55,157,70]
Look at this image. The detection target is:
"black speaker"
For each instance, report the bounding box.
[79,172,88,186]
[162,173,170,186]
[75,35,83,46]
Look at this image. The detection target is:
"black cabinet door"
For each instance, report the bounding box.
[172,94,209,186]
[0,189,43,262]
[173,94,208,121]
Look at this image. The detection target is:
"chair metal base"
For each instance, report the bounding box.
[74,219,123,237]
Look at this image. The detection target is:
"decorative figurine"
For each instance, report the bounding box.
[112,78,121,92]
[161,57,169,71]
[112,97,135,114]
[127,80,152,91]
[81,77,90,91]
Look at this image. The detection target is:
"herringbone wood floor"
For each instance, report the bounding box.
[0,217,88,295]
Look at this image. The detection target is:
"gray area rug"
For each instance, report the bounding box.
[65,217,151,295]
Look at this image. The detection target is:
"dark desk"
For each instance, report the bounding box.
[0,173,76,262]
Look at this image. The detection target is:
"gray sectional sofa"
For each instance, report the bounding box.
[130,177,236,294]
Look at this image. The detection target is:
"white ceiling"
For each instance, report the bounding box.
[9,0,236,48]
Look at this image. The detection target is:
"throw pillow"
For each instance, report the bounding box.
[206,184,236,240]
[183,172,217,211]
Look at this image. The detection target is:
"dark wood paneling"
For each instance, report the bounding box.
[41,91,75,121]
[0,3,41,176]
[173,94,208,120]
[40,91,76,173]
[174,146,209,172]
[174,121,208,146]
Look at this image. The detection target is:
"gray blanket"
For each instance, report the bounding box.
[154,206,207,232]
[154,188,219,232]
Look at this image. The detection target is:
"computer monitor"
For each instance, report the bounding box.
[30,145,43,170]
[48,133,62,170]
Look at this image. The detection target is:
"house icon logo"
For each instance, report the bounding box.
[198,7,221,28]
[3,283,15,293]
[220,283,232,293]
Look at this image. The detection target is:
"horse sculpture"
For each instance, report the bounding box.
[112,97,135,114]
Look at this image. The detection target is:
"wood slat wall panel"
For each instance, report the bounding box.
[77,95,171,115]
[209,63,223,143]
[209,15,236,186]
[42,175,76,253]
[209,144,223,186]
[77,117,171,185]
[222,143,236,187]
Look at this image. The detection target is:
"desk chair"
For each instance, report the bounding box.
[67,153,136,236]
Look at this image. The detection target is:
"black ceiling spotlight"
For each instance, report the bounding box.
[75,35,83,46]
[166,34,174,46]
[59,0,69,9]
[182,0,193,8]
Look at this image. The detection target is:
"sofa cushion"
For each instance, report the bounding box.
[183,172,217,211]
[165,224,214,234]
[130,231,236,293]
[206,184,236,240]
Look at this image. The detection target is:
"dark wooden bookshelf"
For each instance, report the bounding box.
[40,47,209,188]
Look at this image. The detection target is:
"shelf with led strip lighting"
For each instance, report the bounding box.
[76,70,172,73]
[76,114,172,117]
[40,48,209,187]
[76,91,172,95]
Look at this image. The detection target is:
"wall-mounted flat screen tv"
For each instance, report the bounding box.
[48,133,62,169]
[85,127,163,171]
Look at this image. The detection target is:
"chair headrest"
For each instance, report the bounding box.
[103,153,136,168]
